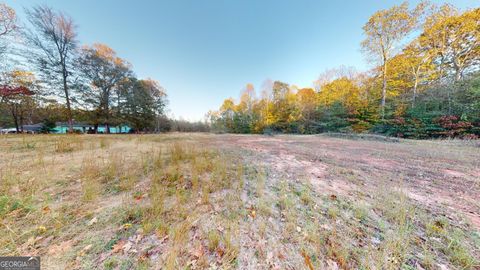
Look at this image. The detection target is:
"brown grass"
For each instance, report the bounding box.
[0,133,478,269]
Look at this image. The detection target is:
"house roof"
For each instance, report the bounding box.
[22,124,44,131]
[55,122,93,128]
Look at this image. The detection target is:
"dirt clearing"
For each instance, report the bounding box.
[0,134,478,269]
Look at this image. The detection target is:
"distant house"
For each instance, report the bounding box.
[1,122,131,134]
[53,122,131,134]
[52,122,92,134]
[22,123,44,133]
[0,124,43,134]
[0,128,17,134]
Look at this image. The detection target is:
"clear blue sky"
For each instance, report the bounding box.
[5,0,479,121]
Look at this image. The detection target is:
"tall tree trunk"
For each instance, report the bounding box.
[117,94,122,132]
[11,105,19,133]
[453,57,462,82]
[412,67,419,108]
[454,67,462,82]
[412,79,418,108]
[381,58,387,119]
[62,68,73,133]
[447,90,452,115]
[105,103,110,134]
[19,107,24,133]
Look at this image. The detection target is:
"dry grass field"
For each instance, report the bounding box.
[0,133,479,269]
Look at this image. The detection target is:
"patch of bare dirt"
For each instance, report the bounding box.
[215,134,480,230]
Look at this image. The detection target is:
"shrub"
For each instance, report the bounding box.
[434,115,476,138]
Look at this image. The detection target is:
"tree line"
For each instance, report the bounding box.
[209,2,480,139]
[0,4,168,133]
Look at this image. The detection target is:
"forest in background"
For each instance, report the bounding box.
[209,2,480,139]
[1,1,479,138]
[0,2,479,268]
[0,4,168,133]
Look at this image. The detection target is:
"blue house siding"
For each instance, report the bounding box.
[52,125,131,134]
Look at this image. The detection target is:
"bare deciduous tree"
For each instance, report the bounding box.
[0,3,17,58]
[0,3,16,37]
[25,5,77,132]
[314,66,358,91]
